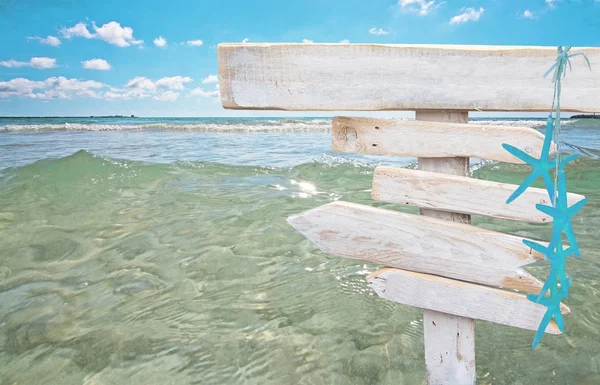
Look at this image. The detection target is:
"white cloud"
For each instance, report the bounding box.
[126,76,157,92]
[369,27,389,36]
[186,40,203,46]
[0,78,47,99]
[27,35,61,47]
[0,60,28,68]
[155,76,193,90]
[189,87,220,98]
[60,22,94,39]
[546,0,557,8]
[202,75,219,84]
[242,38,249,43]
[116,76,193,100]
[94,21,143,47]
[340,39,350,43]
[103,87,147,100]
[153,90,180,101]
[302,39,314,43]
[449,7,485,24]
[399,0,444,16]
[60,21,143,47]
[154,36,167,48]
[0,77,105,99]
[521,10,536,19]
[0,74,194,101]
[0,57,56,69]
[42,77,104,98]
[82,58,111,70]
[103,90,128,100]
[30,57,57,69]
[189,83,220,99]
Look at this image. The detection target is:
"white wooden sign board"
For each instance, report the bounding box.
[217,43,590,385]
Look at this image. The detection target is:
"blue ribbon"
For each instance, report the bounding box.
[543,46,592,83]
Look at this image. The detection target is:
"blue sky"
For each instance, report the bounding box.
[0,0,599,117]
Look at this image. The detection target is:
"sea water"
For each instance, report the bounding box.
[1,117,599,384]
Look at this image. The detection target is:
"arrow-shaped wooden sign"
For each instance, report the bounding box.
[368,268,569,334]
[288,201,546,293]
[372,166,586,223]
[332,116,555,164]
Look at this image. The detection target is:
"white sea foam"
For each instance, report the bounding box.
[0,119,334,133]
[1,117,589,133]
[470,119,577,129]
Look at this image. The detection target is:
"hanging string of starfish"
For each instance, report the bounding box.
[502,46,591,349]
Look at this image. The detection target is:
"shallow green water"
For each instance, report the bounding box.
[1,121,600,384]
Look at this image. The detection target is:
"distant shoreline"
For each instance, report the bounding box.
[570,114,599,119]
[0,115,136,119]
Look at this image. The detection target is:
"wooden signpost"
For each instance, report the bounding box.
[218,43,598,385]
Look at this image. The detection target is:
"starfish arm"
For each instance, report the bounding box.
[541,118,555,158]
[536,273,557,301]
[558,270,571,297]
[558,153,579,168]
[568,198,588,217]
[507,171,540,204]
[562,278,574,294]
[554,308,565,333]
[522,239,549,253]
[530,296,552,307]
[531,309,555,349]
[536,203,558,217]
[502,143,539,165]
[564,224,581,257]
[541,171,557,201]
[557,169,568,202]
[548,222,569,251]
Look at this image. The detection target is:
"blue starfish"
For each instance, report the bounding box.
[527,279,570,349]
[523,238,574,300]
[502,116,577,204]
[535,168,587,256]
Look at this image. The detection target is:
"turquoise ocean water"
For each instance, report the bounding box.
[1,117,600,384]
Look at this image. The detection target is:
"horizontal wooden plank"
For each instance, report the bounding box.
[367,268,569,334]
[288,201,545,293]
[218,44,600,112]
[372,167,587,223]
[332,117,554,164]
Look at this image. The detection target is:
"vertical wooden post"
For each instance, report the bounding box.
[416,110,476,385]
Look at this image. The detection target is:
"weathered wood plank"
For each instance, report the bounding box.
[332,116,555,164]
[287,201,545,294]
[218,44,600,112]
[372,166,587,223]
[416,110,474,385]
[367,267,569,334]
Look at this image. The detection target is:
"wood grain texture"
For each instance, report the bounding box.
[417,110,474,385]
[332,116,555,164]
[371,166,586,223]
[367,267,569,334]
[218,44,600,112]
[287,201,546,293]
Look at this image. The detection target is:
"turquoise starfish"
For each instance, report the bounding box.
[505,46,592,350]
[527,280,570,349]
[523,238,574,300]
[535,168,587,256]
[502,116,577,204]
